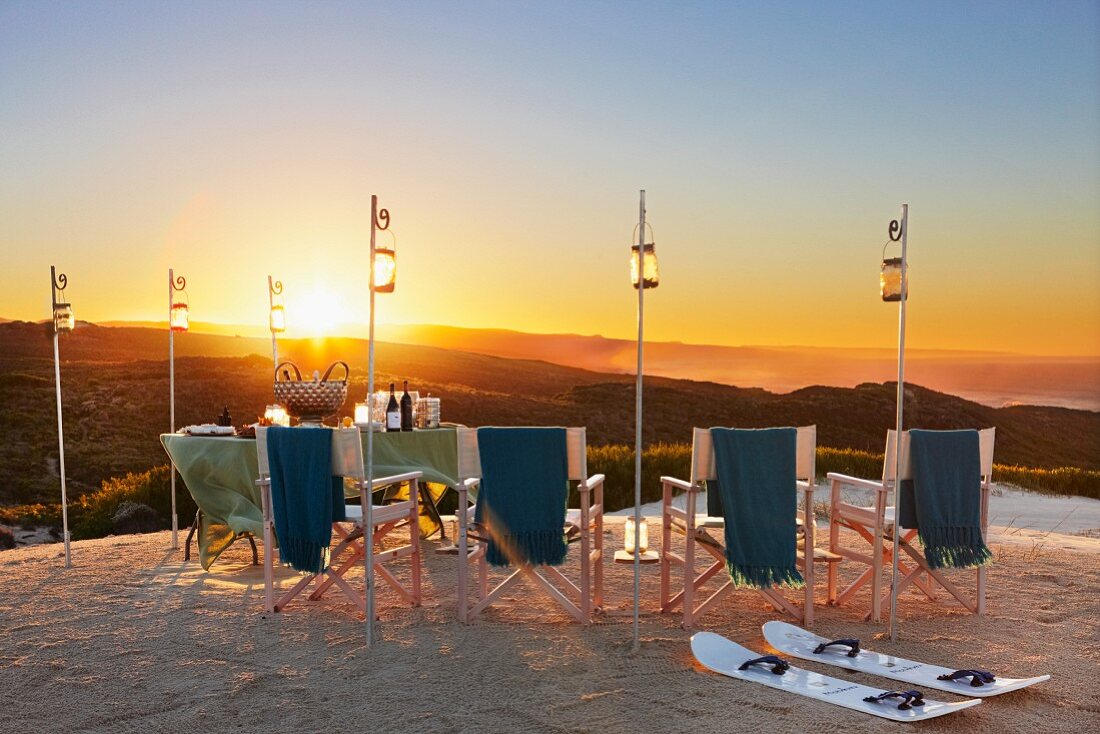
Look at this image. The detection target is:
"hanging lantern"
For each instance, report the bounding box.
[170,300,190,332]
[50,267,75,334]
[623,516,649,555]
[263,404,290,427]
[881,219,907,302]
[880,256,906,302]
[53,302,75,333]
[269,303,286,333]
[630,243,659,289]
[373,246,396,293]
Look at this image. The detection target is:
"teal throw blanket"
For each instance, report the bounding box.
[711,427,804,589]
[267,426,346,574]
[475,427,569,567]
[898,429,991,570]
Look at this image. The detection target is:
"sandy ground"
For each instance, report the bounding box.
[2,510,1097,734]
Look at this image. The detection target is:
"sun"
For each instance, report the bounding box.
[292,288,344,337]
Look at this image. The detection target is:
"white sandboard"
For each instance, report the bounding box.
[763,621,1050,697]
[691,632,980,722]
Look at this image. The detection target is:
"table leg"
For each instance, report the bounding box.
[184,509,201,562]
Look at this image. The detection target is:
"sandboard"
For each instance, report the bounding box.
[691,631,980,722]
[763,621,1050,697]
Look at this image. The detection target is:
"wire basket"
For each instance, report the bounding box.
[273,361,349,422]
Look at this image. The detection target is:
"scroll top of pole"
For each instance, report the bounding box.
[880,209,908,303]
[169,271,190,332]
[51,266,75,333]
[371,196,397,293]
[268,277,286,333]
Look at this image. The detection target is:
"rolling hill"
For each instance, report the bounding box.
[0,319,1096,506]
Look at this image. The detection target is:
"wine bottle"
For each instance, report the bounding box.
[385,383,400,431]
[400,380,413,431]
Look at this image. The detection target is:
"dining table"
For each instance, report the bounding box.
[160,427,460,570]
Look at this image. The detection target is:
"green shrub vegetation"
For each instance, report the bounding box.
[0,465,198,540]
[2,444,1096,539]
[991,464,1100,501]
[582,444,1099,512]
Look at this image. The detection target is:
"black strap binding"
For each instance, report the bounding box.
[738,655,790,675]
[937,669,996,687]
[863,689,926,710]
[812,638,861,658]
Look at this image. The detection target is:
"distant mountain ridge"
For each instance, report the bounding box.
[0,320,1096,505]
[50,318,1100,411]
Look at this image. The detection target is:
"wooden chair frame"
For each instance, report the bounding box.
[826,428,995,622]
[660,426,818,629]
[256,427,423,615]
[455,427,604,624]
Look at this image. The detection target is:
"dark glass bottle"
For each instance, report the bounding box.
[400,380,414,431]
[385,383,400,431]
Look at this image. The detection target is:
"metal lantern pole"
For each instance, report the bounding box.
[365,194,391,647]
[888,203,909,642]
[168,269,186,550]
[50,266,73,568]
[632,190,646,652]
[268,276,282,375]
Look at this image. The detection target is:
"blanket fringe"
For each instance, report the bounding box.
[280,537,330,574]
[726,563,805,590]
[919,526,992,569]
[486,530,568,567]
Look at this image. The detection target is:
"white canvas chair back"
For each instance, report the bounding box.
[688,426,817,486]
[257,426,271,476]
[457,426,588,481]
[255,425,423,616]
[454,425,603,625]
[882,428,996,485]
[257,426,364,478]
[332,427,368,478]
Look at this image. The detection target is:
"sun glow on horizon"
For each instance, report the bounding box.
[290,287,347,338]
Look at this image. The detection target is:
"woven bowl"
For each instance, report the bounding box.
[273,361,349,421]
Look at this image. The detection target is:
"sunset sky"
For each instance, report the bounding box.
[1,1,1097,355]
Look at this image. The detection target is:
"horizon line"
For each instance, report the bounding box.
[5,316,1099,360]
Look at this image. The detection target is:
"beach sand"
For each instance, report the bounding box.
[1,516,1097,733]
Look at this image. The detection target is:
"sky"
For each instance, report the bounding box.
[1,1,1098,355]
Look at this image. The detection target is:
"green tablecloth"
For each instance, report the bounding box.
[160,428,460,569]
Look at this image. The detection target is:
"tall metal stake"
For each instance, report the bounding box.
[51,266,72,567]
[168,268,180,550]
[632,190,646,652]
[364,194,382,646]
[888,203,909,641]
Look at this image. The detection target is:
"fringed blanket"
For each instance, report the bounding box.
[899,429,992,570]
[711,427,804,589]
[475,427,569,567]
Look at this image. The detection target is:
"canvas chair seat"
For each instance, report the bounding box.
[256,426,423,616]
[826,428,995,622]
[659,426,819,629]
[694,513,806,530]
[342,502,412,525]
[455,427,605,625]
